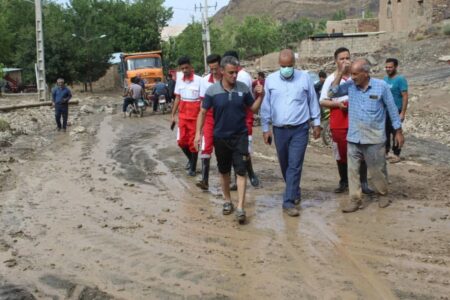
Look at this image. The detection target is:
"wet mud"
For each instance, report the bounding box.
[0,112,449,299]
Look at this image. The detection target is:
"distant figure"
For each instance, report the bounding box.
[153,78,169,112]
[384,58,408,164]
[314,70,327,99]
[252,71,265,96]
[52,78,72,132]
[166,73,176,103]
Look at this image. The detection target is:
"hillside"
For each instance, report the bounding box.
[213,0,379,22]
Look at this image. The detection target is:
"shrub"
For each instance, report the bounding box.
[443,24,450,35]
[0,119,10,132]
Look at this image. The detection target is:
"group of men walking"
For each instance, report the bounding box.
[168,46,408,224]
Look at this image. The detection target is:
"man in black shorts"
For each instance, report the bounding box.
[194,56,264,224]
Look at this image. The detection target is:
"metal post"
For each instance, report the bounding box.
[35,0,46,101]
[204,0,211,57]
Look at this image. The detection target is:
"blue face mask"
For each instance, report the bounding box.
[280,66,294,78]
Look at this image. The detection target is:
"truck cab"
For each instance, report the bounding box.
[120,51,163,92]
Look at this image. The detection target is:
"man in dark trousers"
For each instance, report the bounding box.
[194,56,264,224]
[52,78,72,132]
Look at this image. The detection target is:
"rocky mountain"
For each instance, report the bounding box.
[213,0,379,22]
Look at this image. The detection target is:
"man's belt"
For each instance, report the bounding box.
[275,124,300,129]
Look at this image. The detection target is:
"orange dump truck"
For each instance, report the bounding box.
[119,51,163,92]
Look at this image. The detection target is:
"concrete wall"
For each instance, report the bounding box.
[379,0,450,33]
[298,34,386,59]
[327,18,379,33]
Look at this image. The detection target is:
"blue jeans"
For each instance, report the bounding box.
[55,105,68,129]
[273,122,309,208]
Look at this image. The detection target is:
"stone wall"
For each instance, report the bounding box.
[327,18,379,33]
[298,34,386,59]
[379,0,450,33]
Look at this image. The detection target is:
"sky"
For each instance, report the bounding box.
[165,0,230,26]
[56,0,230,26]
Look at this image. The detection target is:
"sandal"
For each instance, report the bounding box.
[222,202,234,215]
[235,208,246,224]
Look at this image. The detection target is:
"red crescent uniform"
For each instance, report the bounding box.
[174,73,202,153]
[199,73,217,158]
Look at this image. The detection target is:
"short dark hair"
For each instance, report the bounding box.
[131,76,138,84]
[318,70,327,78]
[223,50,239,60]
[257,71,265,78]
[334,47,350,60]
[385,58,399,67]
[168,74,173,79]
[177,56,191,66]
[220,56,239,68]
[207,54,221,64]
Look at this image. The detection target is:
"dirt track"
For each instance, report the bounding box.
[0,106,449,299]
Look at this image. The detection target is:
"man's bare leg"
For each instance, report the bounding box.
[236,174,247,210]
[220,172,231,202]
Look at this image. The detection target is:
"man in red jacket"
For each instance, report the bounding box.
[171,56,203,177]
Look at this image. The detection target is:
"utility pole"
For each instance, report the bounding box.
[195,1,217,74]
[35,0,46,101]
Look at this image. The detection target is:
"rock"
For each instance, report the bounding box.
[367,55,378,66]
[71,126,86,134]
[157,218,167,224]
[105,106,114,114]
[80,105,94,114]
[4,258,17,268]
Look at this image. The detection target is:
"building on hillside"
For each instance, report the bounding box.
[327,18,379,34]
[379,0,450,32]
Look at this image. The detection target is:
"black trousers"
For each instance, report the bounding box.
[55,105,68,129]
[385,109,401,156]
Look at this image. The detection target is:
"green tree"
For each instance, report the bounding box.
[280,18,318,48]
[235,16,281,58]
[170,22,205,73]
[332,9,347,21]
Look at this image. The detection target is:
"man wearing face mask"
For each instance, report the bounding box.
[261,49,321,217]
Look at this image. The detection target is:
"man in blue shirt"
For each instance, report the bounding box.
[329,58,405,212]
[152,78,169,112]
[260,49,322,217]
[194,56,264,224]
[51,78,72,132]
[384,58,408,163]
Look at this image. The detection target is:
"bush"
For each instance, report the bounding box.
[443,24,450,35]
[0,119,10,132]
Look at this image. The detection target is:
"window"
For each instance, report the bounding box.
[127,57,162,70]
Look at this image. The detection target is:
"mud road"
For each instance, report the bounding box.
[0,109,449,299]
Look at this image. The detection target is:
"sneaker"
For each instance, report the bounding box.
[389,155,401,164]
[230,183,237,191]
[222,202,234,215]
[283,207,300,217]
[235,208,246,224]
[378,197,391,208]
[342,200,362,213]
[187,169,196,177]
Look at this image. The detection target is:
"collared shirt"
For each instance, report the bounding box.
[203,81,254,139]
[261,69,321,132]
[329,77,402,144]
[199,73,218,98]
[320,73,349,129]
[52,86,72,105]
[174,73,201,101]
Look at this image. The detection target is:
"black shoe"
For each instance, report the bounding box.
[246,158,260,187]
[283,207,300,217]
[361,182,374,195]
[187,152,198,176]
[230,184,237,191]
[334,182,348,193]
[181,148,192,170]
[196,158,210,190]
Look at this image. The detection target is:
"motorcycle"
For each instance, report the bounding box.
[158,94,168,114]
[127,98,147,117]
